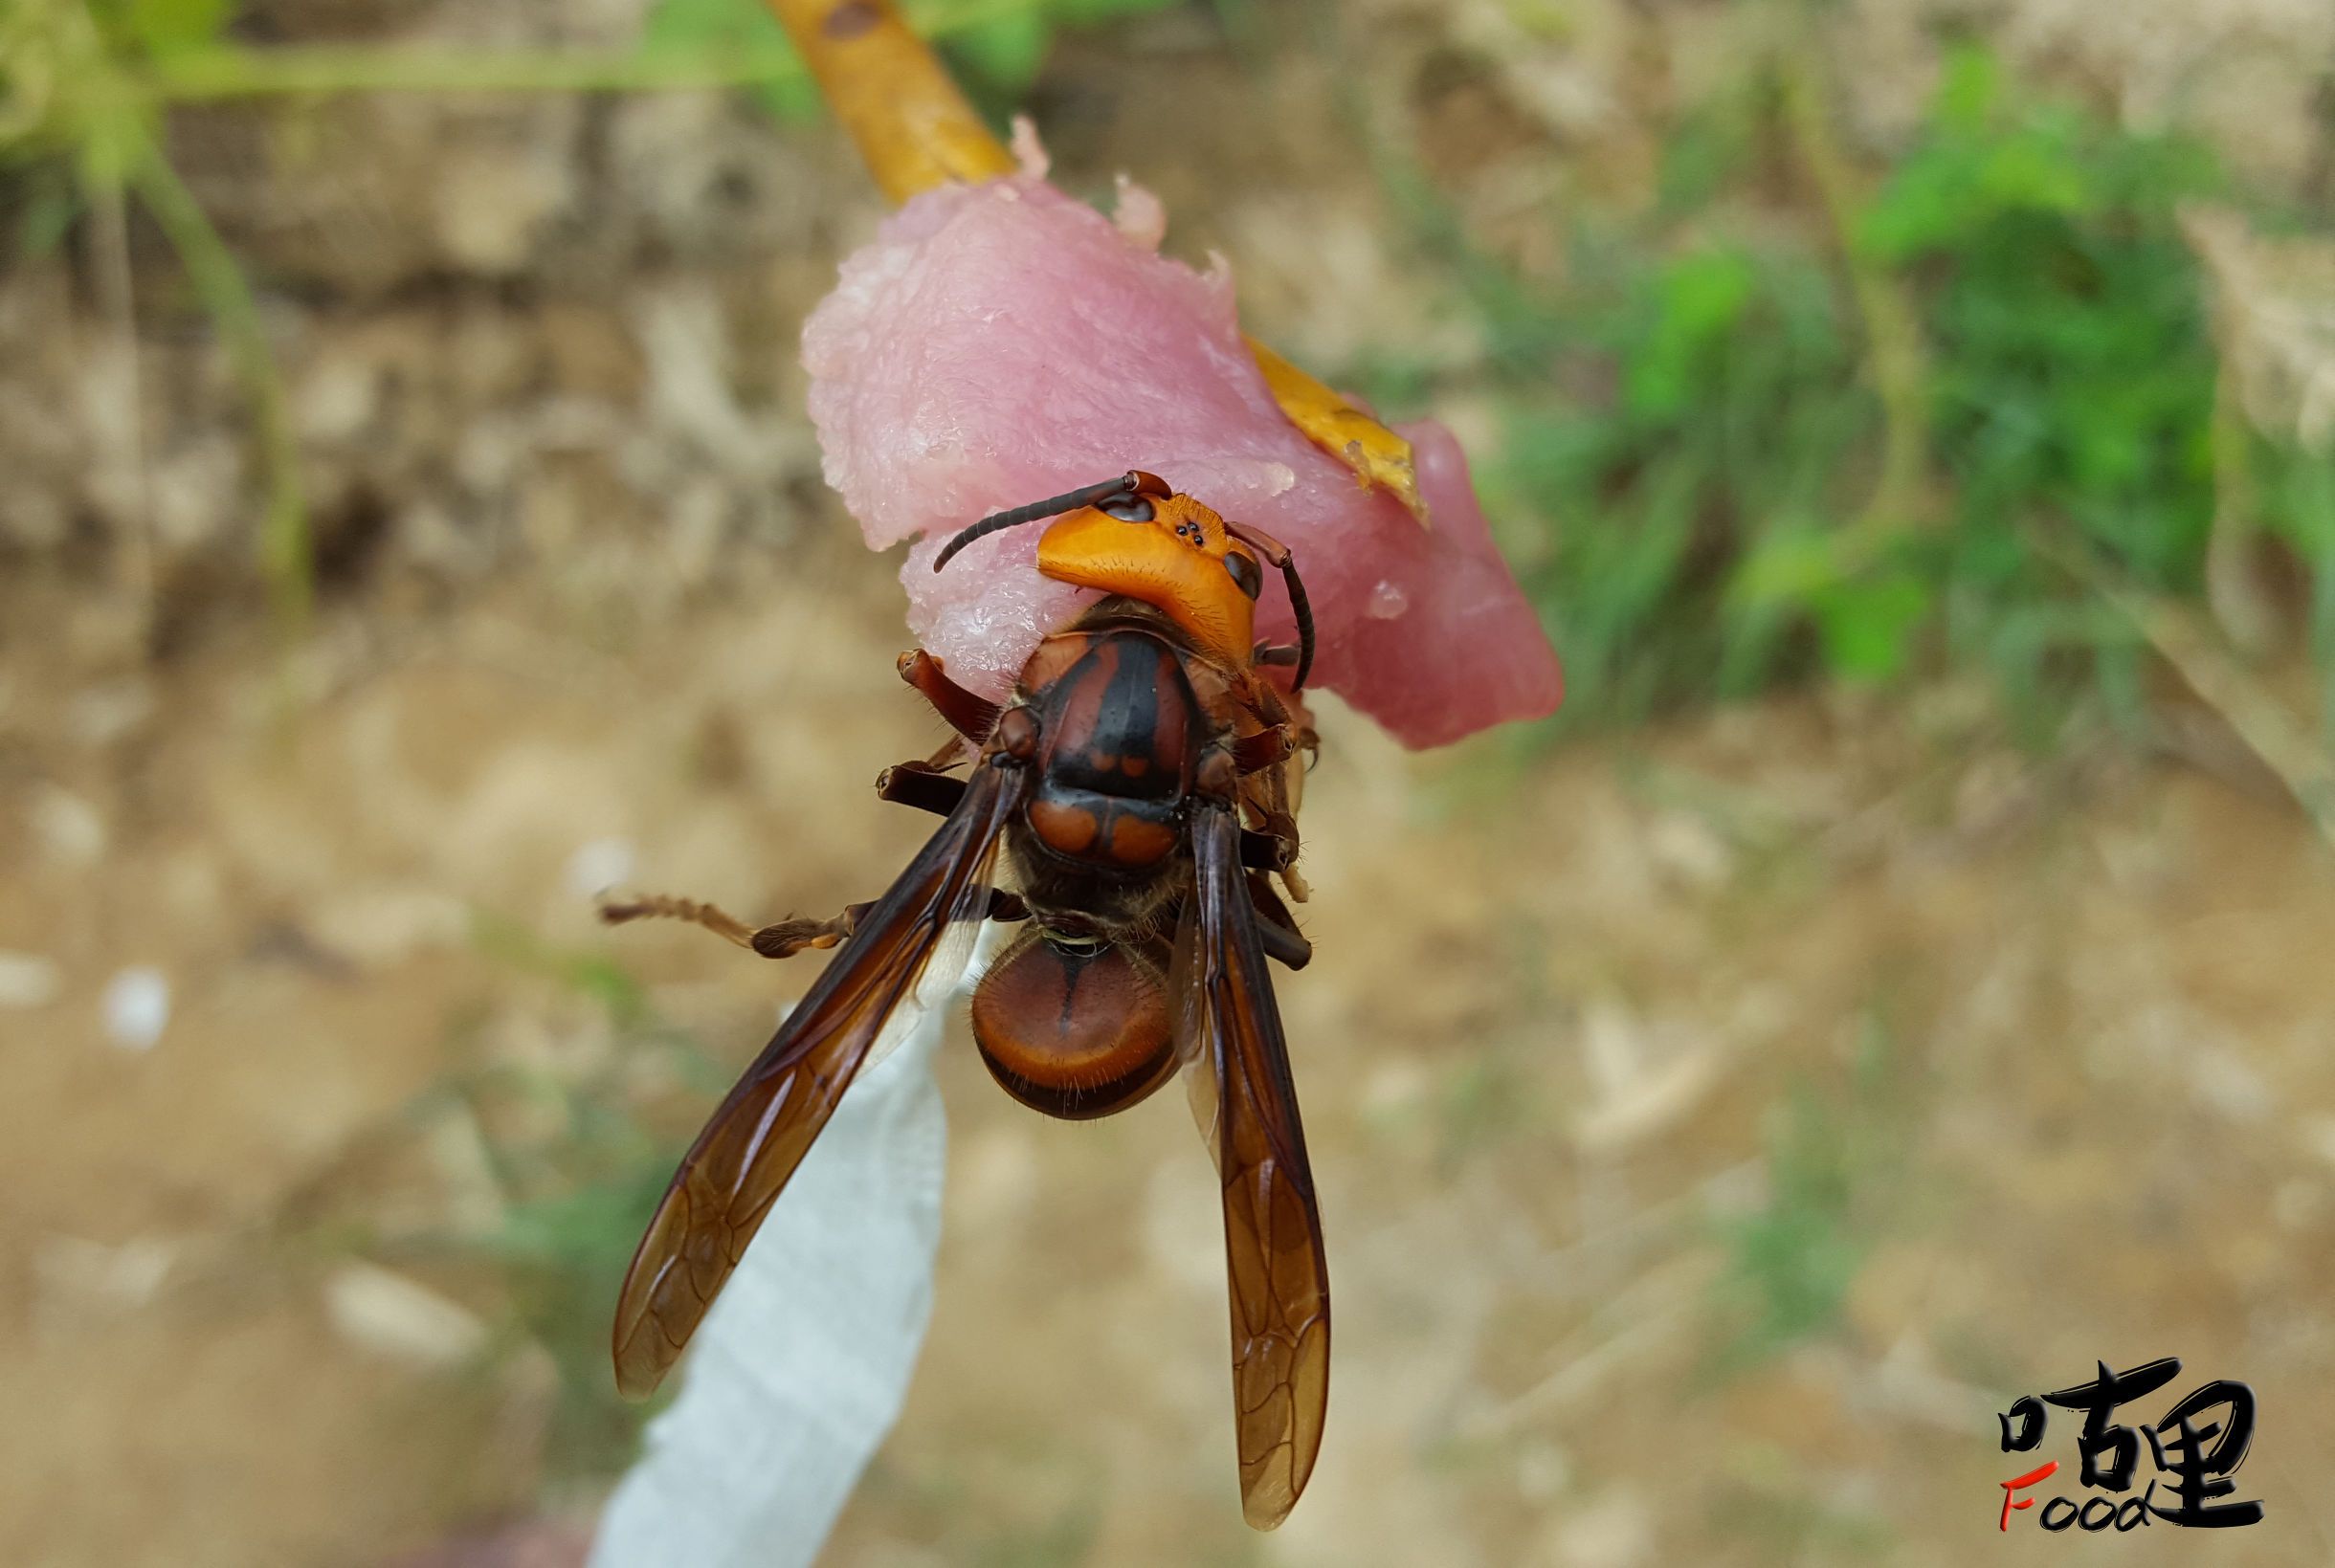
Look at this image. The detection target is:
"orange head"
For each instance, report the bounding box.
[932,471,1311,687]
[1034,481,1262,672]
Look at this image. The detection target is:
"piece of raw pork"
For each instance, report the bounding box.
[801,166,1562,748]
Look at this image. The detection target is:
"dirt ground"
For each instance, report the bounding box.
[12,524,2335,1567]
[7,0,2335,1564]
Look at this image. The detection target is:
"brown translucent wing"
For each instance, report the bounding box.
[612,758,1027,1400]
[1174,803,1330,1530]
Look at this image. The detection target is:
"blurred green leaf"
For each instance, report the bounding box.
[948,9,1052,88]
[643,0,817,119]
[1458,43,2295,735]
[1655,93,1755,217]
[1627,247,1757,419]
[1933,39,1998,133]
[1046,0,1164,24]
[643,0,790,53]
[125,0,233,55]
[11,166,83,254]
[1714,1084,1863,1365]
[1813,571,1928,682]
[470,912,651,1027]
[1858,112,2088,260]
[1709,1011,1912,1374]
[1733,529,1839,606]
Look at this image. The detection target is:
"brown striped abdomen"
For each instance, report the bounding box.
[970,931,1177,1119]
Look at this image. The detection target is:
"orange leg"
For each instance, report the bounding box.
[898,650,999,742]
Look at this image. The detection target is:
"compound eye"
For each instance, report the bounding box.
[1223,547,1263,600]
[1098,495,1156,522]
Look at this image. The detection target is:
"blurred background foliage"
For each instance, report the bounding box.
[12,0,2334,745]
[1419,40,2335,746]
[0,0,1179,636]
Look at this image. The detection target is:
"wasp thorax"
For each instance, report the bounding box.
[1022,632,1195,872]
[970,928,1177,1120]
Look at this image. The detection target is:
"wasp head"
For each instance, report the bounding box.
[933,470,1303,684]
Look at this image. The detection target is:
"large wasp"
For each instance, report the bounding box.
[603,471,1329,1528]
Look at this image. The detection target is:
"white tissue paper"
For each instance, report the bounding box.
[587,976,959,1568]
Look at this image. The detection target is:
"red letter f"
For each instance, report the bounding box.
[2000,1461,2058,1531]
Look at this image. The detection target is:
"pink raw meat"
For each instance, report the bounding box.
[800,160,1562,749]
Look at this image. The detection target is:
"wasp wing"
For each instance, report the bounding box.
[612,758,1027,1400]
[1174,802,1330,1530]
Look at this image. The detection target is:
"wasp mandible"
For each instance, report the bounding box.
[603,471,1329,1528]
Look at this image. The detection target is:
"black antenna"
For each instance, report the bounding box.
[933,472,1164,572]
[1224,521,1316,693]
[1279,558,1315,692]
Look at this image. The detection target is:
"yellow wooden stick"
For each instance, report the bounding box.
[759,0,1429,523]
[761,0,1016,201]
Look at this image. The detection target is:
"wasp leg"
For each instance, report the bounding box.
[765,888,1024,950]
[602,887,1027,959]
[923,735,977,769]
[761,887,1026,936]
[599,894,876,960]
[599,894,762,949]
[1245,872,1313,970]
[1243,818,1308,902]
[1240,817,1310,904]
[1232,725,1294,775]
[1255,917,1311,970]
[878,762,969,816]
[1236,827,1299,874]
[745,905,876,959]
[900,650,1001,740]
[600,894,875,959]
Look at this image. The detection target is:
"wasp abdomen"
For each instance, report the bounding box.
[1024,631,1197,871]
[971,931,1177,1119]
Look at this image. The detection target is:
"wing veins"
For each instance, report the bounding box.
[1179,803,1330,1531]
[612,760,1024,1399]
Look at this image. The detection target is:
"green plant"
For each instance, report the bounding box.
[0,0,799,642]
[456,916,729,1481]
[1,0,1174,645]
[1712,1082,1866,1366]
[1855,50,2223,713]
[1497,236,1877,717]
[490,1136,687,1479]
[4,0,304,629]
[272,925,713,1487]
[1708,1009,1908,1374]
[635,0,1189,119]
[1400,39,2335,744]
